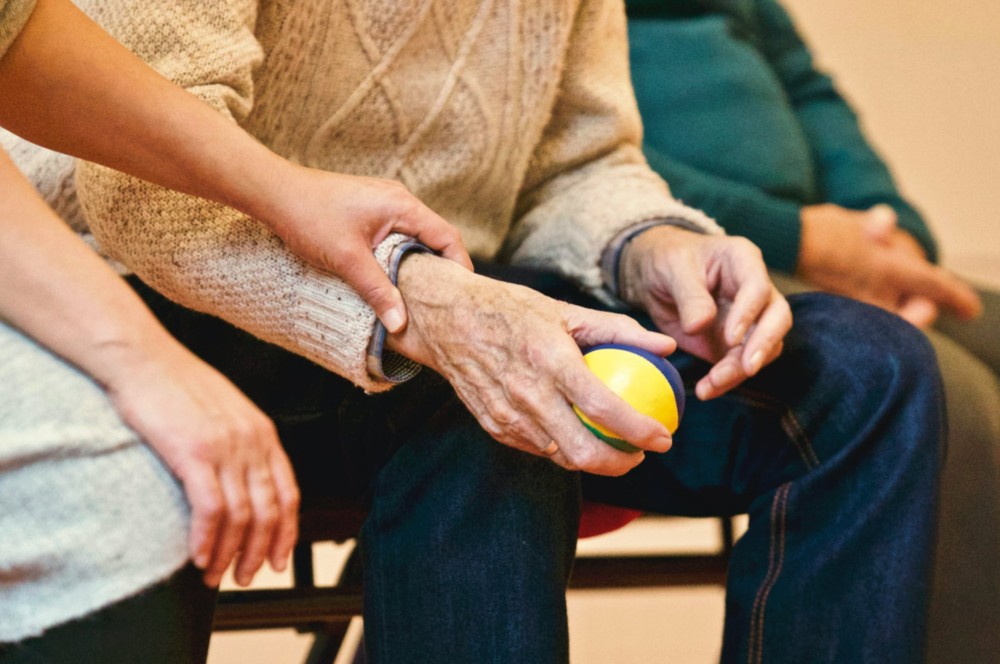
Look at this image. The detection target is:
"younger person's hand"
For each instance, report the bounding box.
[102,336,300,589]
[259,167,472,334]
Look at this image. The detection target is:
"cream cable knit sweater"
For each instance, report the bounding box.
[8,0,718,393]
[0,0,719,642]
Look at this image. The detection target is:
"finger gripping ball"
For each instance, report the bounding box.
[575,344,685,453]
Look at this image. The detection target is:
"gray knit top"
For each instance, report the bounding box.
[0,0,35,58]
[0,0,187,643]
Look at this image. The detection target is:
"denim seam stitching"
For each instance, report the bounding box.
[748,482,791,664]
[725,389,821,469]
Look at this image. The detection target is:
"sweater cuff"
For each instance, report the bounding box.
[730,197,803,274]
[0,0,36,59]
[292,233,422,394]
[365,240,431,383]
[600,216,711,300]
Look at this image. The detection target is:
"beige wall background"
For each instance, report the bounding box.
[782,0,1000,286]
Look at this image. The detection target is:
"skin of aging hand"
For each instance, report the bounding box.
[100,337,300,589]
[385,253,677,477]
[618,225,793,401]
[799,204,981,328]
[259,166,473,334]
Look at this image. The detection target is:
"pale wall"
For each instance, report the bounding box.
[782,0,1000,286]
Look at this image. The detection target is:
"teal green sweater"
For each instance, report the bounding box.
[626,0,937,272]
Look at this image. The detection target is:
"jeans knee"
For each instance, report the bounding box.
[773,294,945,472]
[786,293,941,397]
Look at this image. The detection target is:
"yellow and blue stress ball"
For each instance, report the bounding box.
[575,344,685,453]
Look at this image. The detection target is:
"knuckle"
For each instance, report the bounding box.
[735,236,763,260]
[198,497,225,522]
[567,444,599,471]
[281,487,302,514]
[392,192,422,219]
[232,419,260,444]
[484,398,517,427]
[558,458,581,472]
[229,502,252,528]
[257,504,280,529]
[188,436,222,463]
[364,280,396,302]
[479,416,505,440]
[385,179,410,195]
[257,415,279,440]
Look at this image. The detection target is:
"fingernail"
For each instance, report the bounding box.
[730,322,748,345]
[748,350,765,375]
[382,307,406,334]
[193,552,209,569]
[382,306,405,334]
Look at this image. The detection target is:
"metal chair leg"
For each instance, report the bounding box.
[301,545,365,664]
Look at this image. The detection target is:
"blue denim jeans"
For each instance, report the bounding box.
[131,269,945,664]
[584,294,944,664]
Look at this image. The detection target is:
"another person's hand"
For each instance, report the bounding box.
[618,225,792,400]
[799,203,981,328]
[101,337,300,589]
[261,167,473,333]
[385,253,676,477]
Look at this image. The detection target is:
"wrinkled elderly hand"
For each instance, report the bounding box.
[386,253,676,476]
[799,204,981,328]
[259,167,472,334]
[619,225,792,401]
[102,338,300,588]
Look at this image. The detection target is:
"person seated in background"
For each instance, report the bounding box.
[0,0,468,661]
[625,1,1000,661]
[4,0,950,661]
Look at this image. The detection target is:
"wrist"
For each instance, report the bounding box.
[384,252,480,368]
[84,320,187,394]
[228,154,305,231]
[618,225,691,307]
[385,252,445,356]
[796,205,835,279]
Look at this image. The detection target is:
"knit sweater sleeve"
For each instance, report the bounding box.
[0,0,35,59]
[73,0,407,392]
[752,0,939,262]
[503,0,720,302]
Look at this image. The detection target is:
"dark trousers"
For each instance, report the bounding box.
[3,268,945,664]
[0,565,215,664]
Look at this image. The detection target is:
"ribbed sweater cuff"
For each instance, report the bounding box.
[728,197,803,274]
[600,216,714,300]
[0,0,36,59]
[292,233,422,393]
[366,239,431,383]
